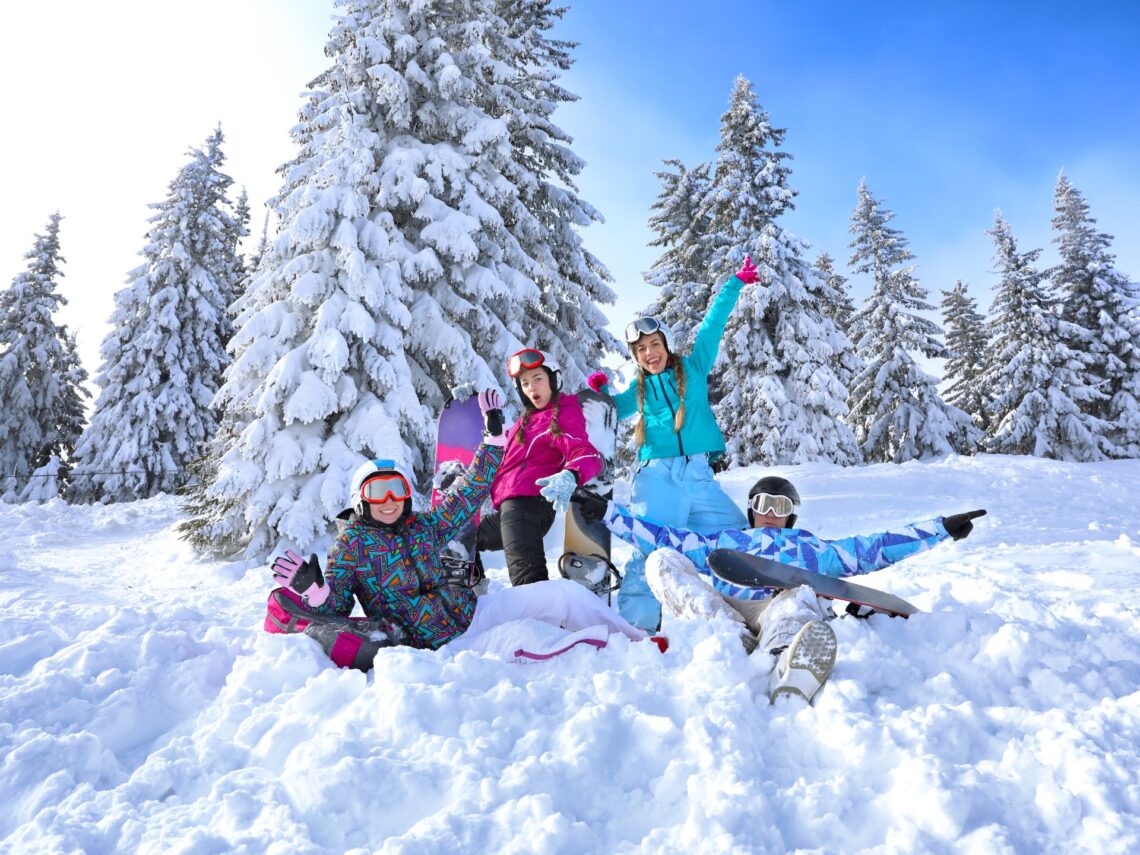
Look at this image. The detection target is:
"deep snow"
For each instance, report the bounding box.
[2,453,1139,853]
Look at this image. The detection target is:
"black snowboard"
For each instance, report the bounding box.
[707,549,919,618]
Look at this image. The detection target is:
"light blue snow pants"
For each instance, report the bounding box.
[616,455,747,630]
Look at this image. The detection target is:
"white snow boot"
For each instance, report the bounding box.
[767,620,837,705]
[756,584,828,655]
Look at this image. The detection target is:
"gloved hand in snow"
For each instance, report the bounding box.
[536,470,579,512]
[271,549,331,607]
[450,382,477,401]
[735,255,761,285]
[570,487,610,524]
[587,371,609,394]
[478,388,507,447]
[942,509,987,541]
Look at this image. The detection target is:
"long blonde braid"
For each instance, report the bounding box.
[634,356,686,449]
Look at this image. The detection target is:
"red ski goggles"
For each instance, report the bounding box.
[749,492,796,518]
[508,348,546,378]
[360,473,412,504]
[624,317,663,343]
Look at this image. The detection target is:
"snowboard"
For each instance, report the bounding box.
[707,549,919,618]
[558,389,621,602]
[431,396,486,587]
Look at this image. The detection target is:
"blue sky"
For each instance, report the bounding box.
[2,1,1137,376]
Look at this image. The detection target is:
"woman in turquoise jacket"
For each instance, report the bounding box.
[588,256,761,630]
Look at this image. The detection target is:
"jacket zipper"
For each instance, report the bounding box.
[650,372,685,456]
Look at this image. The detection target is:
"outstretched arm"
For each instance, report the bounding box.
[690,257,757,375]
[602,502,723,568]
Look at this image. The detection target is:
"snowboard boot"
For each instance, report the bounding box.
[767,620,837,705]
[756,584,828,655]
[645,548,757,652]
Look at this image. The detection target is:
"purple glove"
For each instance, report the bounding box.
[735,255,760,285]
[587,371,608,393]
[271,549,331,607]
[478,388,507,447]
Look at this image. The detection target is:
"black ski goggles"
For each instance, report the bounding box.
[624,317,663,344]
[749,492,796,518]
[508,348,546,378]
[360,473,412,503]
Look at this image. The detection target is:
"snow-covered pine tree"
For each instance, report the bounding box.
[940,280,990,437]
[811,250,862,391]
[812,251,856,336]
[0,213,89,501]
[846,181,977,461]
[1051,172,1140,457]
[981,211,1109,460]
[200,0,614,555]
[487,0,619,380]
[69,128,242,503]
[704,76,860,466]
[642,159,714,352]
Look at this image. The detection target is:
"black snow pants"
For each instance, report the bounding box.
[476,495,557,587]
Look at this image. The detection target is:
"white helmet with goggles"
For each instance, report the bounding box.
[624,316,676,355]
[507,348,561,393]
[350,458,415,516]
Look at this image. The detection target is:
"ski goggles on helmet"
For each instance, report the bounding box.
[749,492,796,518]
[508,348,546,378]
[624,317,663,344]
[360,472,412,504]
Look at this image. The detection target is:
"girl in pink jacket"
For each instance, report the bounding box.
[476,348,604,586]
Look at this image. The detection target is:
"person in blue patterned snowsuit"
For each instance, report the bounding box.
[571,475,985,703]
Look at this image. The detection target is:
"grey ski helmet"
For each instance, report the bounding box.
[624,316,676,359]
[747,476,801,528]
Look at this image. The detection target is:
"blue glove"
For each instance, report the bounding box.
[536,470,579,512]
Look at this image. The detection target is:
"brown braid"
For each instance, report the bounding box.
[516,380,563,444]
[633,356,686,449]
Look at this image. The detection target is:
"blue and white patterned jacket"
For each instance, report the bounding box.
[603,503,950,600]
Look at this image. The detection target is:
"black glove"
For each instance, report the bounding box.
[571,487,609,524]
[942,509,986,541]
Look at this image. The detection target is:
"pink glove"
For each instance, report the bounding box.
[735,255,760,285]
[478,388,507,447]
[587,371,608,393]
[271,549,330,607]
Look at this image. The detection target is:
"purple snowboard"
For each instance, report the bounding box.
[431,396,485,585]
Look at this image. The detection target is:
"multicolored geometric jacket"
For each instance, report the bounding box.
[309,443,503,649]
[602,502,950,601]
[610,275,743,462]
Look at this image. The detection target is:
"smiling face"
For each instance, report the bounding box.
[518,366,553,409]
[367,497,406,525]
[633,332,669,375]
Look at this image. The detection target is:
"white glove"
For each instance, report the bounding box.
[536,470,578,513]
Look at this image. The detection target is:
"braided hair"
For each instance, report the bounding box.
[633,354,686,449]
[516,367,563,445]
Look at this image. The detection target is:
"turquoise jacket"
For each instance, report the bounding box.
[612,275,744,462]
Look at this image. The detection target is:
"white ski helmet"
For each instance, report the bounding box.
[507,347,561,396]
[350,458,415,516]
[624,316,676,356]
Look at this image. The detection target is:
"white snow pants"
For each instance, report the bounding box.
[446,578,647,659]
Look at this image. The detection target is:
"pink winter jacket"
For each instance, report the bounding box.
[490,392,604,508]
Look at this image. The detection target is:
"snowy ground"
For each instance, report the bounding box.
[2,454,1139,853]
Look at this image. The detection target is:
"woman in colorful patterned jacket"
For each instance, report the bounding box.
[475,348,604,587]
[266,389,646,670]
[587,255,763,631]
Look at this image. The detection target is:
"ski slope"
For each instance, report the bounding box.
[2,454,1139,853]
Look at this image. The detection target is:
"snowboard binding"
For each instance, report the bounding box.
[558,551,622,603]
